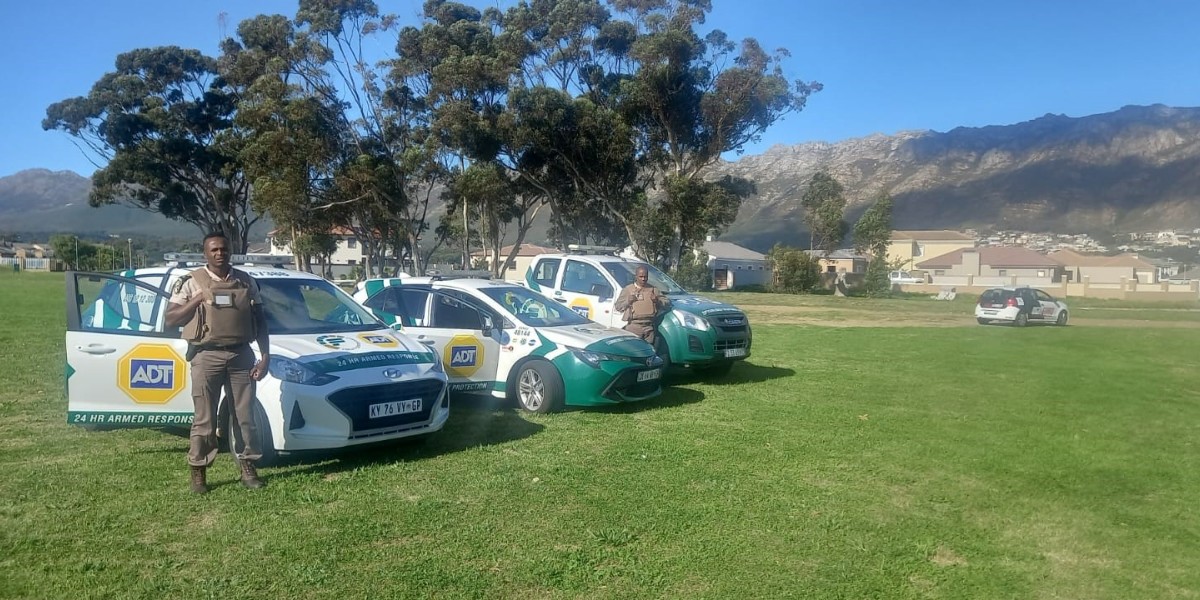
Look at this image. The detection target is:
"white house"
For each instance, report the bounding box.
[701,238,769,290]
[266,227,398,278]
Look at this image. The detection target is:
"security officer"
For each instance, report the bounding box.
[166,233,271,494]
[614,265,671,346]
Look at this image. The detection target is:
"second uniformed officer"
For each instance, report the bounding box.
[166,233,271,494]
[613,265,671,346]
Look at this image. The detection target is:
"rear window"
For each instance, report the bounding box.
[979,289,1015,305]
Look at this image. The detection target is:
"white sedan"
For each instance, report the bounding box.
[975,287,1069,326]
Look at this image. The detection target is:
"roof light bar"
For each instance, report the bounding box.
[163,253,295,267]
[566,244,620,255]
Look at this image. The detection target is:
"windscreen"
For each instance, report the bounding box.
[479,286,591,327]
[602,262,687,294]
[257,278,383,334]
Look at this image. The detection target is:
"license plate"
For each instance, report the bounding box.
[368,398,422,418]
[724,348,747,358]
[637,368,661,382]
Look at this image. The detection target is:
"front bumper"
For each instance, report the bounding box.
[661,316,752,366]
[268,376,451,451]
[554,354,663,407]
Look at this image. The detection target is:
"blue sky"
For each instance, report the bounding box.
[3,0,1199,178]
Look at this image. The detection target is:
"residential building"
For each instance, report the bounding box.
[471,243,559,281]
[702,239,769,290]
[1050,249,1157,284]
[804,249,869,274]
[266,227,397,277]
[917,246,1063,280]
[887,230,975,271]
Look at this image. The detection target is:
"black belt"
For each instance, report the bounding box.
[200,343,250,351]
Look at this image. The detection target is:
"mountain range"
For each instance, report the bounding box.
[4,104,1199,251]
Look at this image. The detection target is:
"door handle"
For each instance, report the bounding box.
[554,298,567,303]
[417,339,436,346]
[77,344,117,355]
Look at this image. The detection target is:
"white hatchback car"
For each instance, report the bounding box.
[65,254,450,462]
[975,287,1069,326]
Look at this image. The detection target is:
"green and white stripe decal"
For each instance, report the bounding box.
[69,411,193,426]
[304,350,436,374]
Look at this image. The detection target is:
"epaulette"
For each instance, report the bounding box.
[170,273,192,295]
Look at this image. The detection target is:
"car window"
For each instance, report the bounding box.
[1035,290,1053,302]
[363,287,428,327]
[78,274,166,333]
[562,260,608,295]
[979,289,1011,304]
[429,294,483,329]
[531,258,561,287]
[479,286,591,327]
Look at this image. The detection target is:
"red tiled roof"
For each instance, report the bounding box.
[917,246,1061,269]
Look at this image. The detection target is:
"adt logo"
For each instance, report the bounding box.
[118,344,186,404]
[443,335,484,377]
[450,346,477,367]
[130,359,175,389]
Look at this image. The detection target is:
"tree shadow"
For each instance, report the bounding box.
[142,395,544,477]
[668,361,796,387]
[587,386,705,415]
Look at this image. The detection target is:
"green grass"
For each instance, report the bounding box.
[2,271,1199,598]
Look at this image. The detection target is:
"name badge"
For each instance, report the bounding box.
[213,293,233,307]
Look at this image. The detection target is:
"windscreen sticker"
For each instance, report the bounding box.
[118,344,186,404]
[316,335,360,350]
[358,333,399,348]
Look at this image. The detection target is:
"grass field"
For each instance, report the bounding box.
[1,271,1198,599]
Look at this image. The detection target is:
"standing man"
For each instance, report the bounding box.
[614,265,671,346]
[166,233,271,494]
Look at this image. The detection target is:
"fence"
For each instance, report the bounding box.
[908,275,1200,302]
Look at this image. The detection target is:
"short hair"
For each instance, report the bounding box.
[203,232,228,246]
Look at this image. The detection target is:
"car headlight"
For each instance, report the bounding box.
[427,351,445,374]
[268,356,339,385]
[569,347,636,369]
[672,309,710,331]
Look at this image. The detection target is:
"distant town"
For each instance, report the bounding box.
[968,228,1200,256]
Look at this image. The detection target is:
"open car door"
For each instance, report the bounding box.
[65,272,194,427]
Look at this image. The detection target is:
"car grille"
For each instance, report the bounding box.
[328,378,445,436]
[602,367,661,401]
[711,313,748,333]
[714,339,748,351]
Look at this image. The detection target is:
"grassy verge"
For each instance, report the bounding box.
[1,271,1198,598]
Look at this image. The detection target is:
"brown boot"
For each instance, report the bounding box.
[239,460,266,489]
[190,466,209,494]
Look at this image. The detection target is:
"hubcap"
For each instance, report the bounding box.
[518,369,544,410]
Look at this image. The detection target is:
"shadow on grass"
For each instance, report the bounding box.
[144,395,544,474]
[586,385,705,415]
[668,361,795,387]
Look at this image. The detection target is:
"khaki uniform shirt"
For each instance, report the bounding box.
[170,266,262,306]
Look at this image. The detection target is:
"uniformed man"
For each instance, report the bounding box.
[614,266,671,346]
[166,233,271,494]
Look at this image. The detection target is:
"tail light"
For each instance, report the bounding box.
[1006,297,1017,308]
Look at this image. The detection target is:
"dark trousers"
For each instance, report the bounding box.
[624,320,657,347]
[188,345,262,466]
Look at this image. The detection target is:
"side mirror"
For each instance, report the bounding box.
[591,283,613,301]
[481,314,494,337]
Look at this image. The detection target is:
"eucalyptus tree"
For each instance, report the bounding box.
[598,0,821,269]
[800,171,849,257]
[852,192,895,297]
[43,47,260,251]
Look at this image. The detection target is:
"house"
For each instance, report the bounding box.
[804,249,869,274]
[886,230,976,272]
[267,226,398,277]
[471,243,559,281]
[1049,249,1157,284]
[917,246,1062,281]
[702,239,769,290]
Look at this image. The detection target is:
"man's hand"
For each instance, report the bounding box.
[250,355,270,381]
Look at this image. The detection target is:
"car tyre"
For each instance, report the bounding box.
[654,337,673,373]
[976,318,989,325]
[1014,313,1028,327]
[1056,311,1068,326]
[513,360,563,414]
[226,400,277,466]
